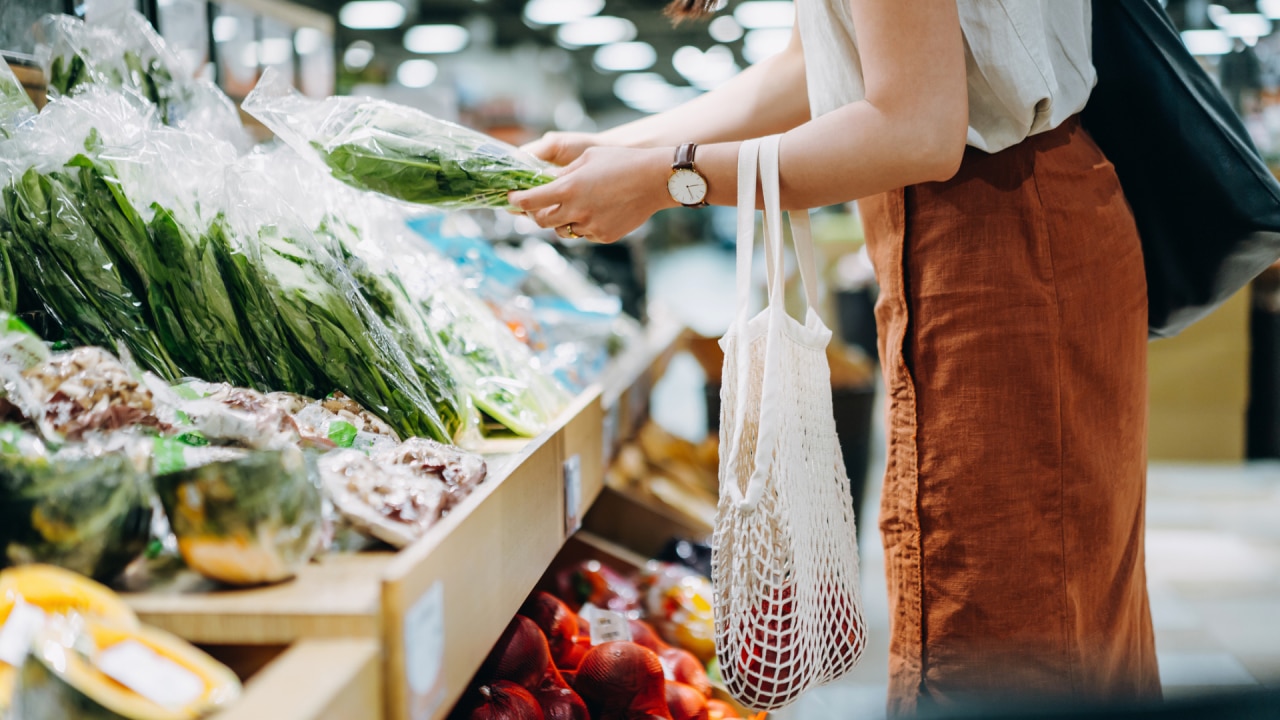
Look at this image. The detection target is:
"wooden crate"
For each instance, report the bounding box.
[115,318,685,720]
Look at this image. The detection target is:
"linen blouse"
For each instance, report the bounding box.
[796,0,1096,153]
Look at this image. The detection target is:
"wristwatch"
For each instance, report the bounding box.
[668,142,709,208]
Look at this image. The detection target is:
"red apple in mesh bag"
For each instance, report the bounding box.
[728,584,804,707]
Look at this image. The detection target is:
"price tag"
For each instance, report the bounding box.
[563,454,583,537]
[601,403,620,465]
[95,640,205,710]
[587,608,632,646]
[0,599,45,667]
[405,582,446,720]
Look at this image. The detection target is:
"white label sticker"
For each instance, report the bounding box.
[95,640,205,710]
[602,403,620,464]
[563,454,583,537]
[405,582,446,720]
[588,609,632,646]
[0,599,45,666]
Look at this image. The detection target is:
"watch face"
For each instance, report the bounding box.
[668,168,708,206]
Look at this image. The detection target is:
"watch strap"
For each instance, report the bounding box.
[674,142,697,170]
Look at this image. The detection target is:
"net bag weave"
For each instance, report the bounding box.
[712,135,866,711]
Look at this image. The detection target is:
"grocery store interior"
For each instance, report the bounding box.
[0,0,1279,718]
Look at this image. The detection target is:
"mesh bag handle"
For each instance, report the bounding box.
[724,134,821,510]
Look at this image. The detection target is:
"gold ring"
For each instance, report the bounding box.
[565,223,581,240]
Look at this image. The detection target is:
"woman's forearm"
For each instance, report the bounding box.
[696,97,966,210]
[597,24,811,148]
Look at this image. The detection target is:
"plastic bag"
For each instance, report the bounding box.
[218,151,456,442]
[154,447,322,586]
[0,443,153,582]
[253,146,568,441]
[37,11,248,149]
[0,60,35,139]
[243,67,552,209]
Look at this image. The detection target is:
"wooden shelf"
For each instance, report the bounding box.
[117,316,685,720]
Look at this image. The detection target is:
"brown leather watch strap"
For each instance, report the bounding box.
[674,142,697,170]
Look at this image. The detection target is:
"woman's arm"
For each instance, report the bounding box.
[511,0,968,243]
[526,22,810,166]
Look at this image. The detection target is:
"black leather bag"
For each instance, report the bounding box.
[1082,0,1280,338]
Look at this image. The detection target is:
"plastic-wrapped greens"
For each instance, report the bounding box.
[243,68,552,209]
[218,153,455,442]
[37,11,247,148]
[0,60,35,139]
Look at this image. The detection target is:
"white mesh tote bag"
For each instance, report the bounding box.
[713,135,866,711]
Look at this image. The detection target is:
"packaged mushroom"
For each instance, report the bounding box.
[9,347,170,443]
[319,439,487,548]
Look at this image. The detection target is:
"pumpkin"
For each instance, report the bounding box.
[0,451,151,582]
[155,449,321,586]
[0,565,138,714]
[18,616,240,719]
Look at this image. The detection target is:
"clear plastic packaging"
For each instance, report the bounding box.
[243,67,552,209]
[0,60,35,139]
[0,442,153,582]
[154,447,322,586]
[252,146,569,441]
[37,11,248,148]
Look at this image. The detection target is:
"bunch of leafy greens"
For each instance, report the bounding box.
[242,75,551,210]
[1,128,456,441]
[316,131,551,209]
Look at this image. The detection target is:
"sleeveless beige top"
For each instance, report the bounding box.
[796,0,1096,153]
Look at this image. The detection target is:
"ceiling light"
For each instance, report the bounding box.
[594,41,657,72]
[258,38,293,64]
[339,1,406,30]
[343,40,375,70]
[613,73,698,113]
[404,24,470,54]
[673,44,739,91]
[212,15,239,43]
[743,28,790,63]
[709,15,744,43]
[524,0,605,26]
[557,16,636,47]
[1180,29,1232,55]
[1211,12,1271,38]
[397,59,438,87]
[1262,0,1280,19]
[294,27,325,55]
[733,1,793,29]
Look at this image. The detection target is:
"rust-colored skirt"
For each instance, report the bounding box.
[858,117,1161,716]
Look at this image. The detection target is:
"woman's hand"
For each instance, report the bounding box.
[522,131,604,167]
[509,146,678,244]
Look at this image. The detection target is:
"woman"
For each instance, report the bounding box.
[510,1,1160,714]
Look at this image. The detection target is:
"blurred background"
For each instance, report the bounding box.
[3,0,1279,717]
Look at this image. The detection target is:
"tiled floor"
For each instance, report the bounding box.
[647,245,1280,719]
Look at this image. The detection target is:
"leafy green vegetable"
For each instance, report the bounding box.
[316,135,551,209]
[2,166,180,379]
[320,218,464,437]
[248,223,452,442]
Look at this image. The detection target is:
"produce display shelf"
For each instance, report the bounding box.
[117,315,685,720]
[211,638,382,720]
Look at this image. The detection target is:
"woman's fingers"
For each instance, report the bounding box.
[531,203,578,230]
[509,176,568,212]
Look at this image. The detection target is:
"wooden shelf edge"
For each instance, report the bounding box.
[212,638,382,720]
